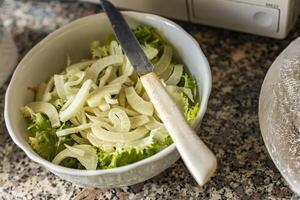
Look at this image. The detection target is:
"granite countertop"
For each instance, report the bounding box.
[0,0,300,199]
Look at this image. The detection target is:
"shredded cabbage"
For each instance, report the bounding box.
[21,25,200,170]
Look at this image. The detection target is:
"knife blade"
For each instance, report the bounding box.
[100,0,152,76]
[100,0,217,186]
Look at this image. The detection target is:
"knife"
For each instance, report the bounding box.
[100,0,217,186]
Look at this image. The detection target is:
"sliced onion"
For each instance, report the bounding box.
[64,84,79,97]
[142,44,158,60]
[86,55,123,82]
[45,77,54,93]
[122,57,134,76]
[86,113,110,124]
[26,102,60,128]
[124,135,154,149]
[99,101,111,111]
[84,107,108,117]
[36,82,47,101]
[65,71,86,87]
[104,94,118,105]
[60,96,74,111]
[70,117,80,126]
[92,124,149,143]
[145,117,164,130]
[150,126,169,142]
[52,144,97,170]
[56,123,92,137]
[130,115,150,129]
[71,134,89,144]
[118,88,126,107]
[111,105,139,116]
[96,121,117,132]
[54,75,66,99]
[87,84,121,107]
[180,87,194,103]
[165,64,183,85]
[53,99,64,109]
[86,132,115,152]
[130,71,139,83]
[141,92,150,101]
[109,40,123,55]
[153,46,172,75]
[91,82,98,90]
[80,130,88,139]
[125,87,153,116]
[42,77,54,102]
[108,75,128,86]
[160,63,174,81]
[134,78,143,95]
[66,60,95,73]
[108,108,131,132]
[59,79,92,122]
[75,109,87,125]
[99,66,113,87]
[65,144,85,156]
[107,66,118,82]
[166,85,194,102]
[125,78,135,87]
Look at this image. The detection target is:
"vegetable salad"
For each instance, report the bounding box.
[21,25,199,170]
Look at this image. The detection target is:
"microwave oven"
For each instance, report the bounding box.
[82,0,300,39]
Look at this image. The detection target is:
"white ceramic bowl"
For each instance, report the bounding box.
[5,12,211,188]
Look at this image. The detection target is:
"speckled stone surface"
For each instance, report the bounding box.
[1,0,300,199]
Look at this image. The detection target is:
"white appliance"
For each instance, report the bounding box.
[83,0,300,39]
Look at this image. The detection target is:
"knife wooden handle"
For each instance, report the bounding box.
[140,72,217,186]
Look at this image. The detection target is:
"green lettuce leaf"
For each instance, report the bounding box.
[184,103,199,124]
[21,108,75,161]
[166,84,199,125]
[132,25,164,56]
[97,138,171,169]
[90,40,109,59]
[181,73,197,95]
[60,157,84,169]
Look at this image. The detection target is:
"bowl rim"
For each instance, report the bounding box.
[4,11,212,176]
